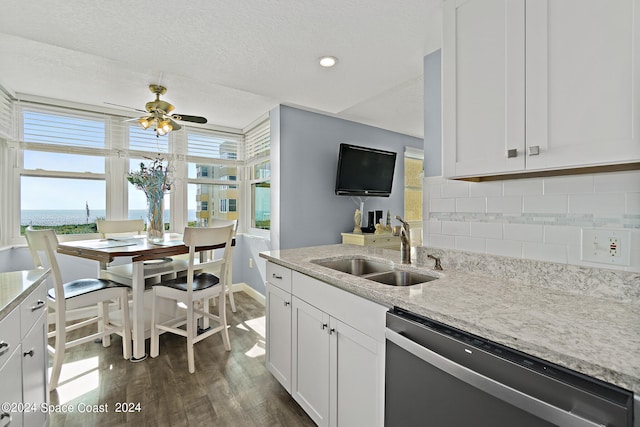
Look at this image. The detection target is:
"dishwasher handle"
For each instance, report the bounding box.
[385,329,605,427]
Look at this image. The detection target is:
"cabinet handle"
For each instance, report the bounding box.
[23,349,34,358]
[507,149,518,158]
[1,411,11,427]
[272,274,283,280]
[284,301,290,306]
[0,341,9,357]
[527,145,540,156]
[30,300,46,311]
[329,328,336,335]
[321,323,328,330]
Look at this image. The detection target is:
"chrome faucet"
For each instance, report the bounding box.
[395,216,411,264]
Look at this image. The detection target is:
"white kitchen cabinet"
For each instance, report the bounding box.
[265,263,293,393]
[291,271,386,427]
[20,283,47,427]
[291,296,330,426]
[264,262,387,427]
[443,0,640,179]
[0,309,24,427]
[0,281,48,427]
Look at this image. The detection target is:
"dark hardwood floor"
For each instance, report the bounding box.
[48,292,314,427]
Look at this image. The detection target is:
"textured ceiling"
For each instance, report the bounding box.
[0,0,442,137]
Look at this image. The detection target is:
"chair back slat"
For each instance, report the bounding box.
[24,227,65,306]
[183,224,234,298]
[96,219,144,238]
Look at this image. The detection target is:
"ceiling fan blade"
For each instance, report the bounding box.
[104,102,147,113]
[172,114,207,124]
[169,118,182,131]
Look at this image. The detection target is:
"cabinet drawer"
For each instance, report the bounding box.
[0,308,20,371]
[20,282,47,339]
[267,262,292,293]
[292,271,388,342]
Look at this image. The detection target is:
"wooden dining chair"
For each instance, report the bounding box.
[25,227,132,391]
[150,224,234,373]
[204,219,238,312]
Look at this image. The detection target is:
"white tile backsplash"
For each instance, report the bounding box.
[523,195,568,213]
[424,171,640,272]
[455,236,486,253]
[470,222,503,239]
[486,239,523,258]
[503,223,544,242]
[503,178,543,195]
[487,196,522,213]
[456,197,486,213]
[523,242,568,263]
[569,193,626,215]
[544,175,594,194]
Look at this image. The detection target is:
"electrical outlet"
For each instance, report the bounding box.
[581,229,631,266]
[249,258,254,269]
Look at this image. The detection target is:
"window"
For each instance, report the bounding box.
[245,119,270,230]
[19,107,107,234]
[187,130,242,226]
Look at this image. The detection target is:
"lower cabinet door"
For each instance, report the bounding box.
[0,348,24,427]
[292,296,330,427]
[266,283,292,392]
[22,314,47,427]
[331,319,383,427]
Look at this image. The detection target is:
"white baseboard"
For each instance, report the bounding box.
[232,282,265,306]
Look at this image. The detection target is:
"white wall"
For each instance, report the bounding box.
[274,105,424,250]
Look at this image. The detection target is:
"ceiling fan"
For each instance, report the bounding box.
[107,84,208,136]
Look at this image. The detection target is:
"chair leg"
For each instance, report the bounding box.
[101,301,111,348]
[150,291,160,358]
[120,293,132,360]
[187,303,195,373]
[219,288,231,351]
[228,287,236,313]
[49,317,67,391]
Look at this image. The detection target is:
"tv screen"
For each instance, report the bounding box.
[334,143,397,197]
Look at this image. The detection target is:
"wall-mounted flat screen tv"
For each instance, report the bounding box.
[334,143,397,197]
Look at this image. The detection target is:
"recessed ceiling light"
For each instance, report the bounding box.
[319,56,338,67]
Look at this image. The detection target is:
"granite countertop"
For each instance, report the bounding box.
[260,244,640,394]
[0,268,51,320]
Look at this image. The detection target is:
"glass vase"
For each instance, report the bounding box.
[146,193,164,243]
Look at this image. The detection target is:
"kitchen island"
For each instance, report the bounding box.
[260,244,640,395]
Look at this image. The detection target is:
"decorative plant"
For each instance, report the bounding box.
[126,157,173,197]
[127,157,173,241]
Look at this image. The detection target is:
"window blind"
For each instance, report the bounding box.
[128,125,169,155]
[0,87,13,139]
[21,107,105,150]
[186,129,242,163]
[245,118,270,161]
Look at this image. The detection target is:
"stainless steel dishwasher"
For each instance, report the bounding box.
[385,307,637,427]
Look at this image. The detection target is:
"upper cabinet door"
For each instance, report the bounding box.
[443,0,526,177]
[525,0,640,170]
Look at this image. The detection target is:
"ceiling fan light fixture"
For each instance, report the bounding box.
[156,127,166,136]
[138,117,151,129]
[319,56,338,67]
[160,120,172,133]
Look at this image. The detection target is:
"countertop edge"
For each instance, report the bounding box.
[0,268,50,321]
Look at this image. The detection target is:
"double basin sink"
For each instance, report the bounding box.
[312,258,438,287]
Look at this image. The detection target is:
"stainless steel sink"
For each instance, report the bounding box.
[365,271,438,287]
[312,258,392,275]
[312,258,438,286]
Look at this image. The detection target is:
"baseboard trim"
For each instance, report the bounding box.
[233,282,265,306]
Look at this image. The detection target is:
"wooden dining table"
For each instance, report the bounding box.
[57,233,232,361]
